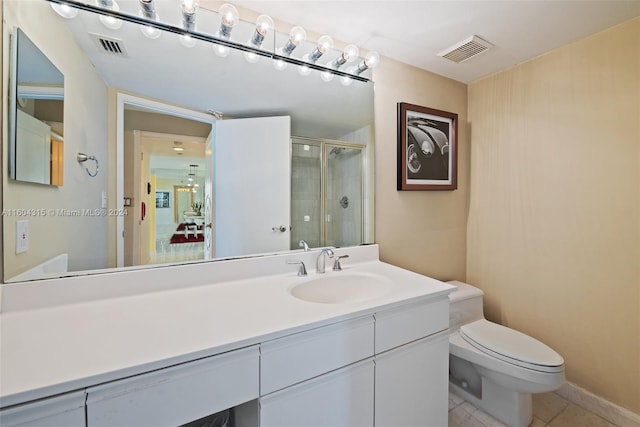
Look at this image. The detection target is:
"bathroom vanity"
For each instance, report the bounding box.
[0,245,454,426]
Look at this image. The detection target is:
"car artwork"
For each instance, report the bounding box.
[406,118,450,180]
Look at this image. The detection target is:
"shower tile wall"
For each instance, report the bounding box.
[291,144,321,249]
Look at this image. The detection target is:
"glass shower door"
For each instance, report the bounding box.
[291,142,322,249]
[325,145,363,247]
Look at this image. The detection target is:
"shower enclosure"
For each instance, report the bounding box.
[291,137,366,249]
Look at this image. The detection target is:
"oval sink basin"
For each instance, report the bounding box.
[289,273,393,304]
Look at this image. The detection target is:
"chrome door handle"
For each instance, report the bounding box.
[272,225,287,232]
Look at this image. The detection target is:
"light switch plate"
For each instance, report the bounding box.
[16,220,29,254]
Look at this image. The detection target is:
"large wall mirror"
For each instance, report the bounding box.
[2,0,375,283]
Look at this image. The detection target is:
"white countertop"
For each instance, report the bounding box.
[0,249,454,408]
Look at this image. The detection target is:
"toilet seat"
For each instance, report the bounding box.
[460,320,564,373]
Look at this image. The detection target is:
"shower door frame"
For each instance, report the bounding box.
[291,136,368,249]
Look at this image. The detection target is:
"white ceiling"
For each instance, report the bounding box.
[232,1,640,83]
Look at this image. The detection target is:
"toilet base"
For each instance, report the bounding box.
[450,377,532,427]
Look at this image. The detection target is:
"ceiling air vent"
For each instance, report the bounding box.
[90,33,128,57]
[438,35,493,63]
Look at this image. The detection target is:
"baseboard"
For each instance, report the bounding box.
[556,382,640,427]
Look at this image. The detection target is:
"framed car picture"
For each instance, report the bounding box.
[397,102,458,191]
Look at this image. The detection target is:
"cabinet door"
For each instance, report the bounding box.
[375,331,449,427]
[0,391,85,427]
[260,359,374,427]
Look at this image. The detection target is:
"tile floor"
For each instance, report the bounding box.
[449,391,618,427]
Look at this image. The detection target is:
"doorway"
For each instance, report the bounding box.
[116,93,214,267]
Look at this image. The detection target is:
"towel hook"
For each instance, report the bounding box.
[77,153,99,177]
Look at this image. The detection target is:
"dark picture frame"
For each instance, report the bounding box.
[155,191,170,208]
[397,102,458,191]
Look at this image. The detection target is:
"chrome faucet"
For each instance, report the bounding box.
[316,248,335,273]
[299,239,310,252]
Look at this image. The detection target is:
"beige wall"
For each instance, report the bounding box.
[2,0,109,280]
[373,58,469,280]
[467,18,640,413]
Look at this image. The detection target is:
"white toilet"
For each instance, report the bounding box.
[447,281,565,427]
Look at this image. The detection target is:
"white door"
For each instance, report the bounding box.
[215,116,291,258]
[204,128,214,260]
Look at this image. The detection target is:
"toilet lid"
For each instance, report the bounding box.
[460,320,564,373]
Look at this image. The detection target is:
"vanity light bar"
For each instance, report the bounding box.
[46,0,373,83]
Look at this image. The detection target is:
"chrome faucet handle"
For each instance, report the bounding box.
[333,254,350,271]
[299,239,310,252]
[287,260,307,276]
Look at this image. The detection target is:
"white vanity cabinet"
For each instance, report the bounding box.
[86,345,259,427]
[0,254,454,427]
[0,391,85,427]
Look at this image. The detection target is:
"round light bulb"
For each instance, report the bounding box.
[298,54,312,75]
[340,75,353,86]
[219,3,238,27]
[298,65,311,76]
[141,24,161,39]
[364,51,380,68]
[298,66,311,76]
[181,0,199,15]
[244,51,260,63]
[320,70,334,82]
[51,3,78,18]
[139,9,161,39]
[317,35,334,53]
[255,14,274,36]
[99,14,123,30]
[273,58,287,71]
[96,0,122,29]
[213,44,230,57]
[179,34,196,48]
[289,26,306,45]
[343,44,359,62]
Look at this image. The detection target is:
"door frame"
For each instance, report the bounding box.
[116,93,215,267]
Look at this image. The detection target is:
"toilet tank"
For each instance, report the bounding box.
[447,281,485,330]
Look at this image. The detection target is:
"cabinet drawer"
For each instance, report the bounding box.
[87,345,259,427]
[260,359,375,427]
[375,297,449,353]
[0,391,85,427]
[261,316,374,395]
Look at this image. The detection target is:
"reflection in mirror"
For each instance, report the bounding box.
[10,28,64,186]
[2,0,375,283]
